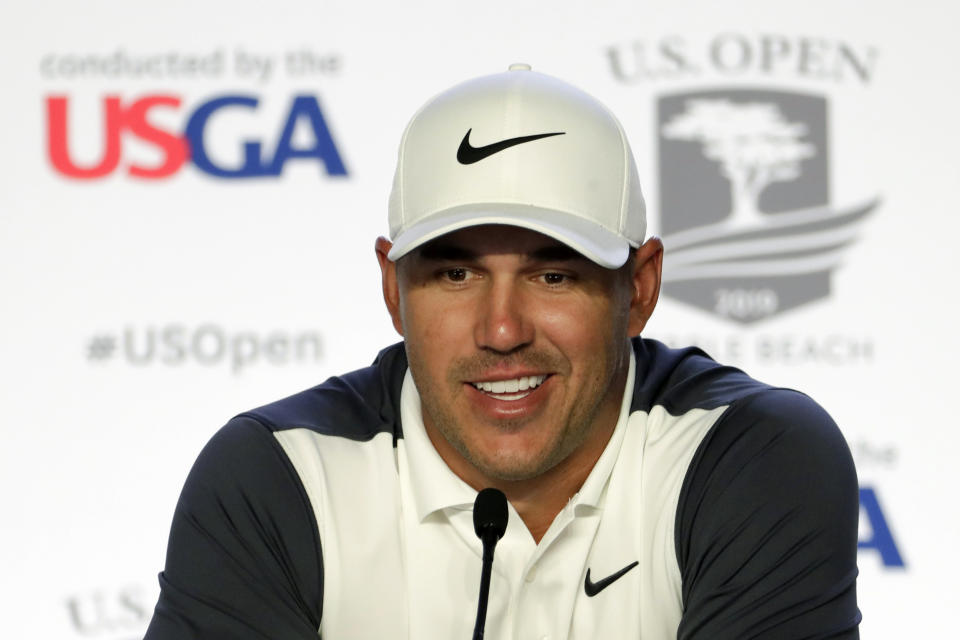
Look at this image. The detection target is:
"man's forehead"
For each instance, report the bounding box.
[412,225,588,262]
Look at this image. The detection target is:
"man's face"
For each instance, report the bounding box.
[380,225,658,486]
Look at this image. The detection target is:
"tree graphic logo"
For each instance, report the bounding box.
[657,89,878,323]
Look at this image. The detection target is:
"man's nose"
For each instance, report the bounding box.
[474,280,533,354]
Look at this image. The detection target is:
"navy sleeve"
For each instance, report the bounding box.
[144,417,324,640]
[675,390,861,640]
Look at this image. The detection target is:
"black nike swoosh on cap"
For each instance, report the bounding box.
[584,561,639,597]
[456,129,565,165]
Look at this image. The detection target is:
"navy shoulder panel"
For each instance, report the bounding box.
[145,416,324,639]
[674,388,861,638]
[630,338,769,415]
[239,342,408,443]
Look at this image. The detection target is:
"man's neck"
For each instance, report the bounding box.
[489,420,617,543]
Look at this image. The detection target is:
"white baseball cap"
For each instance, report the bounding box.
[386,63,646,269]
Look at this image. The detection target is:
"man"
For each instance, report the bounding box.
[145,64,860,639]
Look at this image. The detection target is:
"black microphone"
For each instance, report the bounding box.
[472,488,508,640]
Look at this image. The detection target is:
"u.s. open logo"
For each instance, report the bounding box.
[657,89,878,323]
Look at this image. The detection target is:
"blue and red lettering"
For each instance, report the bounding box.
[45,93,348,180]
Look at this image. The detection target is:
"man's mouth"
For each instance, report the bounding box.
[469,375,548,401]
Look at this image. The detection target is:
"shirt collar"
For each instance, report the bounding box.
[400,350,637,521]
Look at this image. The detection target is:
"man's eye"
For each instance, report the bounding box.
[444,268,469,282]
[542,273,568,285]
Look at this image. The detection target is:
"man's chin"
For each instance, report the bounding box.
[463,445,561,483]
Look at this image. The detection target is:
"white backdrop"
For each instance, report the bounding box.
[1,1,957,637]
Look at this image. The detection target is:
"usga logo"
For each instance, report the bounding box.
[45,94,348,179]
[657,89,878,323]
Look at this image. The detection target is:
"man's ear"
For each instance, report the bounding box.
[375,236,404,336]
[627,236,664,337]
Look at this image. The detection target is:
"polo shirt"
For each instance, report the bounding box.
[144,338,861,639]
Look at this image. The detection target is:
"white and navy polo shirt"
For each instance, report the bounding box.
[145,338,860,639]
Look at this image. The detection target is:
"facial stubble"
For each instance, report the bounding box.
[408,343,627,483]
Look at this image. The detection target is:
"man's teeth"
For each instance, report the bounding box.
[472,375,547,394]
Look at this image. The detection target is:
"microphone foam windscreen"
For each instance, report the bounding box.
[473,488,508,540]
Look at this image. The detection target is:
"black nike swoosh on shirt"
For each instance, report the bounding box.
[456,129,565,165]
[584,561,639,597]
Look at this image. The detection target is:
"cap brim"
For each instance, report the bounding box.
[387,203,633,269]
